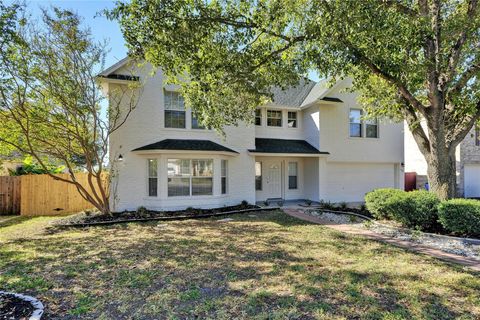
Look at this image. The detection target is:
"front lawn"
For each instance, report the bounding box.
[0,211,479,319]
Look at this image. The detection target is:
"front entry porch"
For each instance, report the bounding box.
[254,156,323,202]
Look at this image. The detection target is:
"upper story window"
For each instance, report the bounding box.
[255,109,262,126]
[267,110,282,127]
[191,112,205,129]
[349,109,362,137]
[365,118,378,138]
[349,109,378,138]
[164,91,185,128]
[288,111,297,128]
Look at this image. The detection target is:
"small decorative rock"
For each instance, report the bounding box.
[0,291,44,320]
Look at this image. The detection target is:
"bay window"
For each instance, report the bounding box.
[221,160,228,194]
[168,159,213,196]
[148,159,158,197]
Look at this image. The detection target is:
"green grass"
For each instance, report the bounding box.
[0,211,479,319]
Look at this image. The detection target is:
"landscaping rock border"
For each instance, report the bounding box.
[303,208,480,260]
[311,208,480,245]
[54,206,279,228]
[0,291,44,320]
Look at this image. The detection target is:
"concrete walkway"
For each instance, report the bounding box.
[283,208,480,272]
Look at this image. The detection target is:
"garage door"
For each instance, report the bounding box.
[326,163,396,202]
[464,164,480,198]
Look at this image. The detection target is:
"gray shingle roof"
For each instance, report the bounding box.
[270,78,316,107]
[132,139,238,153]
[248,138,329,154]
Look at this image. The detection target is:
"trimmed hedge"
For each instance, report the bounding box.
[365,188,404,219]
[438,199,480,237]
[384,190,441,231]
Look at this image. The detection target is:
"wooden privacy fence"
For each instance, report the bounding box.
[0,173,107,216]
[0,176,21,215]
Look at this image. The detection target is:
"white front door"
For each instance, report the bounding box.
[267,162,282,198]
[464,164,480,198]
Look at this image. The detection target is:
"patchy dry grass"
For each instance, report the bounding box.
[0,211,479,319]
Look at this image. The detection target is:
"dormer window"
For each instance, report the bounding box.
[164,91,185,128]
[267,110,282,127]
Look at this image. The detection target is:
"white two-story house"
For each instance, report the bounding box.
[100,59,404,211]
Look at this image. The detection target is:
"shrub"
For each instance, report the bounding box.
[365,188,404,219]
[384,190,440,231]
[438,199,480,237]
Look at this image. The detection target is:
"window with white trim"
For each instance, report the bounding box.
[349,109,379,138]
[255,109,262,126]
[255,162,262,190]
[349,109,362,137]
[267,110,282,127]
[164,91,185,128]
[288,162,298,189]
[365,118,378,138]
[148,159,158,197]
[221,160,228,194]
[191,111,205,129]
[167,159,213,196]
[288,111,297,128]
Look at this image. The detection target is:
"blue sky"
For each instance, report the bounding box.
[10,0,319,81]
[18,0,127,71]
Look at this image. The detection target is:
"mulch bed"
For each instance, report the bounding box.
[55,204,277,227]
[0,293,34,320]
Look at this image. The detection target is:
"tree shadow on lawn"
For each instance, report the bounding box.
[0,215,36,228]
[0,211,479,319]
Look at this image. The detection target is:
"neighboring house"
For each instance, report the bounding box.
[405,123,480,197]
[100,59,404,211]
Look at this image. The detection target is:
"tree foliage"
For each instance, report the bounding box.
[110,0,480,199]
[0,2,140,214]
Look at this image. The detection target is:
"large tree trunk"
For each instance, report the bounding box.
[408,111,459,200]
[424,122,457,200]
[425,149,457,200]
